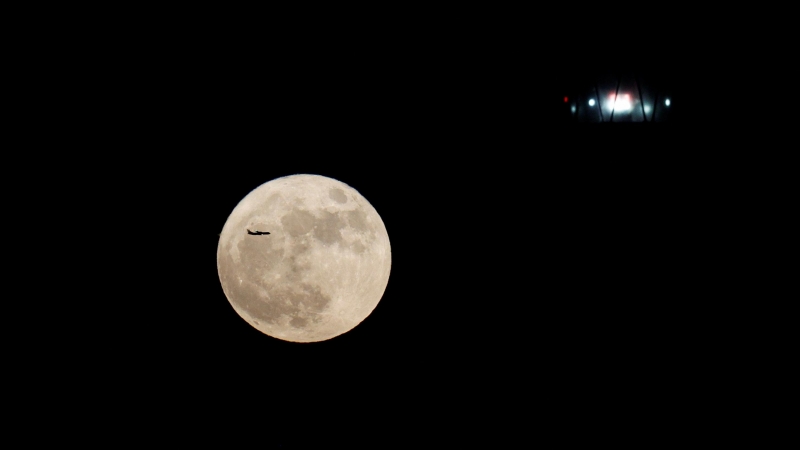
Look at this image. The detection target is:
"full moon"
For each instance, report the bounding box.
[217,174,391,342]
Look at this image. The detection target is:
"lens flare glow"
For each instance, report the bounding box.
[614,93,632,112]
[604,93,632,113]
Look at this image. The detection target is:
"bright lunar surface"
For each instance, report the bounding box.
[217,174,391,342]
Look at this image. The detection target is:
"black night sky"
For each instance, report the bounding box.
[63,10,727,446]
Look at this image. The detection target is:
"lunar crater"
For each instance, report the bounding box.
[329,188,348,203]
[281,209,315,236]
[227,279,331,328]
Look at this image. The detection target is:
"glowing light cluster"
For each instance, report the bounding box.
[603,93,632,114]
[610,93,632,112]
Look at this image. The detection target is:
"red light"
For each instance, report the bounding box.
[564,96,569,103]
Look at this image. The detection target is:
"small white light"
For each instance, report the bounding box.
[570,105,576,114]
[588,98,596,107]
[665,98,671,107]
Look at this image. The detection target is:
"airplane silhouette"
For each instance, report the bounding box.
[247,229,270,235]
